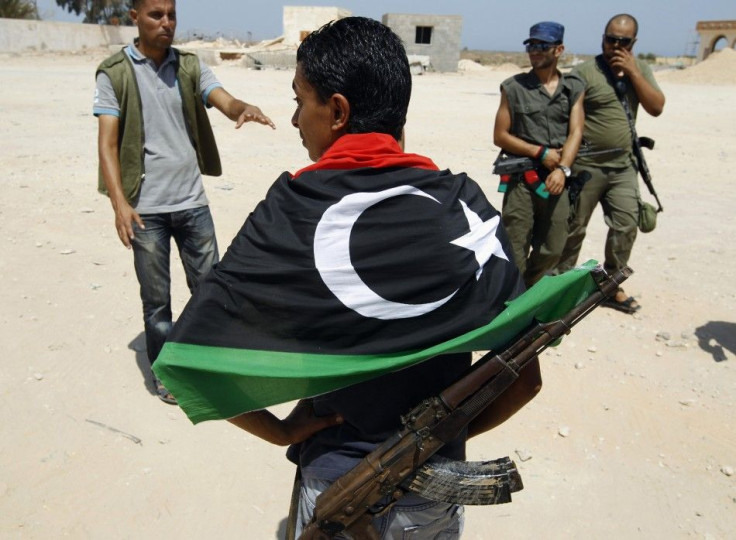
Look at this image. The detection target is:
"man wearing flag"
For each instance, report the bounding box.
[155,17,543,537]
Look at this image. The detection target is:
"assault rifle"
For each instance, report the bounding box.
[299,266,632,539]
[612,77,663,213]
[491,145,624,177]
[632,136,662,212]
[492,145,623,203]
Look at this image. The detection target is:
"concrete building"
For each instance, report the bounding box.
[381,13,462,72]
[695,20,736,62]
[282,6,351,46]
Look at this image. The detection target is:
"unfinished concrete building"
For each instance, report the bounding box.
[222,8,464,73]
[382,13,463,72]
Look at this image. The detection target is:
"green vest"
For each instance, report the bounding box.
[96,48,222,203]
[501,70,585,149]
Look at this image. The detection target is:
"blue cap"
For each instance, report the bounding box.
[523,21,564,44]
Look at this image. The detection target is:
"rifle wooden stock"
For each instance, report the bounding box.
[299,267,631,539]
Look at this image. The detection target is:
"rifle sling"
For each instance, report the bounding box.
[596,57,662,212]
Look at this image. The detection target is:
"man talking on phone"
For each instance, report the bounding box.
[555,13,664,314]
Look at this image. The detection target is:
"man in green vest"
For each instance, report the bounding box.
[94,0,275,404]
[493,21,585,288]
[555,13,665,314]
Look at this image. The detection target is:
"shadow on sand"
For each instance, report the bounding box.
[127,332,158,397]
[695,321,736,363]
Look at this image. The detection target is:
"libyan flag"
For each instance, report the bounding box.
[153,133,601,424]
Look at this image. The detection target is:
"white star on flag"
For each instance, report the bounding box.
[451,201,509,280]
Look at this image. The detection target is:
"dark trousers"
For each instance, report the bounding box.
[131,206,219,365]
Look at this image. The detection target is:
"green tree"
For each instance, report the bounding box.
[54,0,134,25]
[0,0,39,19]
[637,52,657,63]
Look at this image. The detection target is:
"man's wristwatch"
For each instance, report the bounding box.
[557,165,572,178]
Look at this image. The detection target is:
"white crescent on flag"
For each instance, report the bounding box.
[313,185,508,320]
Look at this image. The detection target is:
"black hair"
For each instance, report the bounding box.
[605,13,639,37]
[132,0,173,10]
[296,17,411,141]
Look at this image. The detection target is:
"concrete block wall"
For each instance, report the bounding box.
[282,6,351,46]
[0,18,138,53]
[241,50,297,70]
[382,13,462,72]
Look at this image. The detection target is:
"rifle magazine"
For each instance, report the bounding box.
[401,456,523,505]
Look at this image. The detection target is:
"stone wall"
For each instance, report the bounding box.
[240,50,296,70]
[0,18,137,53]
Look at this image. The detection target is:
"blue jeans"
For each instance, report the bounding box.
[132,206,219,365]
[294,478,464,539]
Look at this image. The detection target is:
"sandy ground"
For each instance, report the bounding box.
[1,50,735,539]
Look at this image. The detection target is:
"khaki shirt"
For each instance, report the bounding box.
[501,70,585,148]
[573,55,661,168]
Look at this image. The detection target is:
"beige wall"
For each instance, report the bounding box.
[0,18,137,53]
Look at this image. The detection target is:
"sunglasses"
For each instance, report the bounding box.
[604,34,635,47]
[525,42,558,53]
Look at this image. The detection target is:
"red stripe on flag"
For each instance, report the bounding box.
[292,133,439,179]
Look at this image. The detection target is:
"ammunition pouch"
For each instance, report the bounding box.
[638,200,658,233]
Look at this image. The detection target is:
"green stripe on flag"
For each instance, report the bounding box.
[154,261,600,423]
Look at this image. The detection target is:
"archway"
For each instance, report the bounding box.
[710,35,729,54]
[696,20,736,62]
